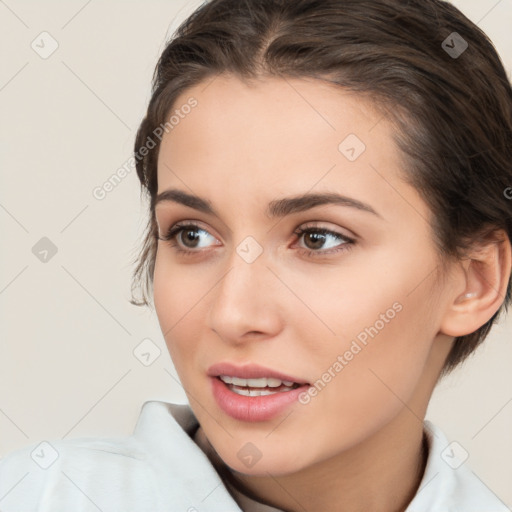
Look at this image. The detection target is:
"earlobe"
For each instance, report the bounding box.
[439,231,512,337]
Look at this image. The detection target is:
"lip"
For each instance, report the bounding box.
[207,362,309,384]
[207,362,311,422]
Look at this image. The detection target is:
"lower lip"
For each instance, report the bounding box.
[210,377,310,422]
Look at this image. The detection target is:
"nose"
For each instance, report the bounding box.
[207,251,284,345]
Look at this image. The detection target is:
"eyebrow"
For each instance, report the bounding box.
[152,189,382,219]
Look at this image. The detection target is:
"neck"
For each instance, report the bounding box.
[226,410,429,512]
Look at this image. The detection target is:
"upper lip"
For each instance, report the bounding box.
[207,362,309,385]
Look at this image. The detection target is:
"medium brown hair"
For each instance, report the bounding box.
[130,0,512,374]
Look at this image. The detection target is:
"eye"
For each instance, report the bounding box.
[157,222,356,258]
[157,222,219,255]
[292,225,355,257]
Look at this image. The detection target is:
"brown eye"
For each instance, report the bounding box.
[158,223,219,254]
[293,226,355,257]
[178,227,202,248]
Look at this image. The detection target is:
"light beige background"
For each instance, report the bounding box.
[1,0,511,506]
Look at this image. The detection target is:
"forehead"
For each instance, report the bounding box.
[155,74,428,225]
[157,75,391,176]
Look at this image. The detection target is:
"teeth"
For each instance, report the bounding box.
[219,375,296,388]
[232,387,282,396]
[218,375,303,396]
[266,377,283,387]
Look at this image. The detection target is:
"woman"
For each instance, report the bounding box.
[1,0,511,510]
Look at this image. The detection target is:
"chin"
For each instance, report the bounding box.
[216,442,313,477]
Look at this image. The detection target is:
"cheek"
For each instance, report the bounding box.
[287,251,439,442]
[275,242,437,352]
[324,297,433,404]
[153,250,206,367]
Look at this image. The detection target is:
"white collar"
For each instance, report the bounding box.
[133,401,509,512]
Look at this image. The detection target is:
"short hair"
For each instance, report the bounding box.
[130,0,512,375]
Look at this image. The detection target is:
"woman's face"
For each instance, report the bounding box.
[153,74,455,475]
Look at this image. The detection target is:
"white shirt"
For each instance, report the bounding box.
[0,400,508,511]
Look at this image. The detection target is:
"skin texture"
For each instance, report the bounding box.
[152,74,511,512]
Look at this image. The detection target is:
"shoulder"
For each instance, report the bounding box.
[406,421,509,512]
[0,432,158,511]
[0,401,242,512]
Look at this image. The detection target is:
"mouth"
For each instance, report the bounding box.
[207,361,309,385]
[217,375,303,396]
[207,362,311,422]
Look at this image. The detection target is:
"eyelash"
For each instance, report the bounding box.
[158,222,355,259]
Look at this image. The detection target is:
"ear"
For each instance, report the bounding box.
[439,230,512,337]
